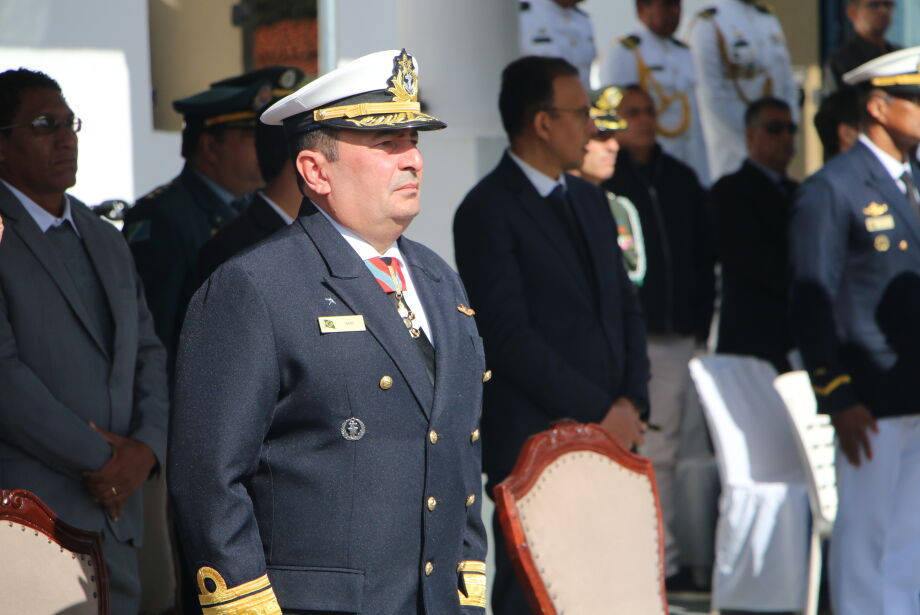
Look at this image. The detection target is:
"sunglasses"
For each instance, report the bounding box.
[763,121,797,135]
[0,114,82,135]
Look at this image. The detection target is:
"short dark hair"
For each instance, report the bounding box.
[814,89,859,160]
[744,96,791,129]
[499,56,579,141]
[255,121,289,183]
[0,68,62,132]
[288,126,339,191]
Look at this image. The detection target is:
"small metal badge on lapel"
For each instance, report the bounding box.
[341,417,366,441]
[457,304,476,316]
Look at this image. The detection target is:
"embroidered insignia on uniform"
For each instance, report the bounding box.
[325,297,337,306]
[863,202,889,217]
[457,304,476,316]
[341,417,366,441]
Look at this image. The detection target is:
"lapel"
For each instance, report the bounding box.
[72,202,119,359]
[855,142,920,246]
[565,174,613,303]
[399,238,456,423]
[297,203,434,417]
[0,185,109,356]
[499,153,594,293]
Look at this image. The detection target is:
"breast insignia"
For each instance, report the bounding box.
[341,417,366,441]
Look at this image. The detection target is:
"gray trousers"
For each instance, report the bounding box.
[101,525,141,614]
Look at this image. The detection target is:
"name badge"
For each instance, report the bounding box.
[318,315,366,333]
[866,215,894,232]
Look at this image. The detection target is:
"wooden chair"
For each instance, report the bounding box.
[0,489,109,614]
[494,420,668,615]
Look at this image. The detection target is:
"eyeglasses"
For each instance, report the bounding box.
[0,114,82,135]
[540,106,592,121]
[862,0,895,10]
[763,121,798,135]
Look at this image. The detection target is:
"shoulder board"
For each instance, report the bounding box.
[520,1,530,11]
[620,35,641,49]
[670,37,688,49]
[699,7,717,18]
[138,181,173,201]
[754,2,774,14]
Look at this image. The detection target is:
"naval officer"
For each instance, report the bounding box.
[689,0,798,182]
[168,49,488,615]
[520,0,596,88]
[789,47,920,615]
[602,0,710,185]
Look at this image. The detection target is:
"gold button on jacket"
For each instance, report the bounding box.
[482,369,492,383]
[424,561,434,576]
[378,375,393,390]
[466,494,476,507]
[428,430,439,444]
[427,496,437,511]
[470,428,480,443]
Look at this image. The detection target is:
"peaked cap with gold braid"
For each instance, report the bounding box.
[590,86,627,133]
[261,49,446,136]
[844,46,920,97]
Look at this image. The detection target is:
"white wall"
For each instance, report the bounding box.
[0,0,181,207]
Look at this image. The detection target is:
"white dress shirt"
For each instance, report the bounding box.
[1,179,79,236]
[859,133,915,197]
[507,149,566,197]
[314,204,435,347]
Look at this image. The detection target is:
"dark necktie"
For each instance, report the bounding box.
[365,256,435,384]
[901,171,920,219]
[547,184,593,275]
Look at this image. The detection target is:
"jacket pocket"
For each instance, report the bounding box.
[267,565,364,613]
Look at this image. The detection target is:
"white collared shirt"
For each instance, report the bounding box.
[1,179,80,237]
[314,204,434,347]
[259,191,295,225]
[859,134,915,197]
[507,149,567,198]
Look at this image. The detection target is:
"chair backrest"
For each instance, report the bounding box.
[0,489,108,615]
[689,355,805,486]
[494,421,668,615]
[773,371,838,530]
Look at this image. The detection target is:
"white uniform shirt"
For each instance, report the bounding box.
[602,23,710,185]
[689,0,798,183]
[315,204,435,347]
[520,0,596,88]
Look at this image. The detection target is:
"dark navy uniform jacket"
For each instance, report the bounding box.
[124,163,242,375]
[168,202,488,615]
[790,141,920,417]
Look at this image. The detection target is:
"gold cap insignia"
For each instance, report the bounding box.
[387,49,418,103]
[590,86,627,132]
[863,202,888,217]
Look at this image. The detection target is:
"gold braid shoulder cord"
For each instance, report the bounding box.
[629,43,691,138]
[710,18,773,105]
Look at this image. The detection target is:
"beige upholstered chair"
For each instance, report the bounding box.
[0,489,108,614]
[494,420,668,615]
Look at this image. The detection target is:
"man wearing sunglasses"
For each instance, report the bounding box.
[825,0,900,93]
[712,97,798,374]
[0,68,168,613]
[790,47,920,614]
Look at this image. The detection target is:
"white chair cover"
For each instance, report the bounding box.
[690,355,810,611]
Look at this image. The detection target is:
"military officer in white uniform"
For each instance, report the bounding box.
[603,0,710,185]
[520,0,596,88]
[689,0,798,182]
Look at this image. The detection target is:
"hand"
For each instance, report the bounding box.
[831,403,878,467]
[83,423,156,519]
[599,397,645,450]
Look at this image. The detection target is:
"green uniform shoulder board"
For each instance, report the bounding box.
[620,35,641,50]
[139,181,172,201]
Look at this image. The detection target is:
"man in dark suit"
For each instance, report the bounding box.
[790,47,920,615]
[168,49,488,615]
[124,66,302,377]
[453,56,650,614]
[0,68,168,613]
[711,96,798,373]
[824,0,900,93]
[195,114,300,286]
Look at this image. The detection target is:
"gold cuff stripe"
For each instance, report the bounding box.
[457,562,486,609]
[813,374,852,397]
[314,101,421,121]
[197,567,272,606]
[457,560,487,574]
[200,587,281,615]
[204,111,257,127]
[871,74,920,87]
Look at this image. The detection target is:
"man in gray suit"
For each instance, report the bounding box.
[0,68,168,613]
